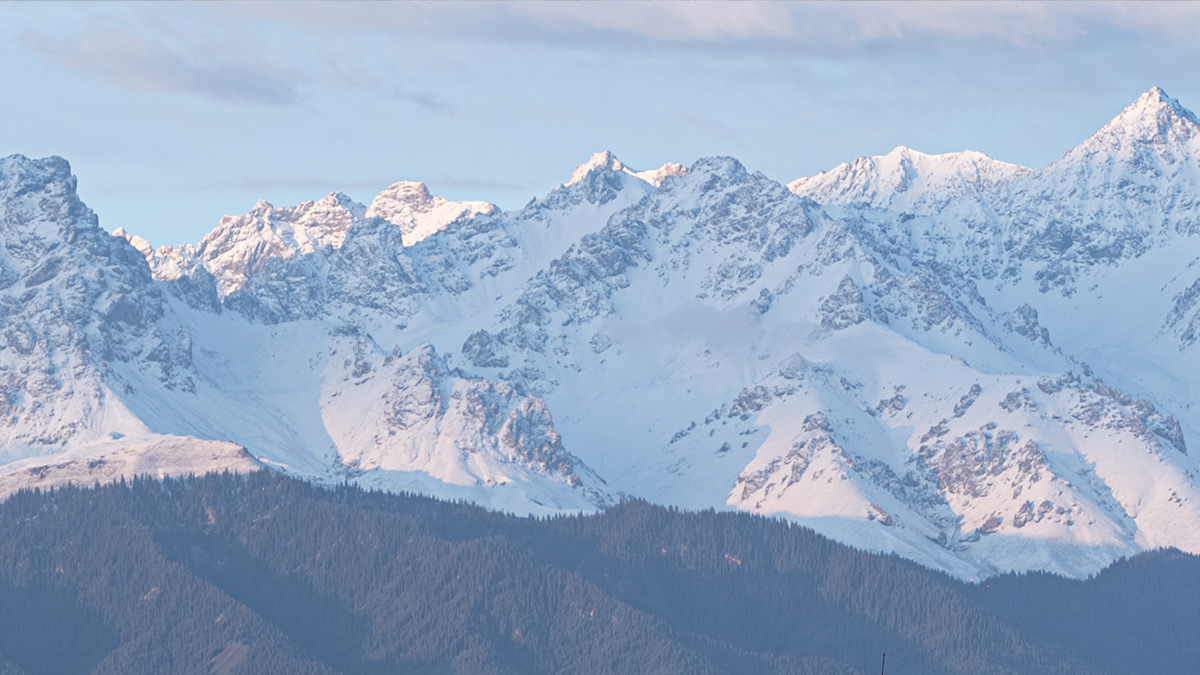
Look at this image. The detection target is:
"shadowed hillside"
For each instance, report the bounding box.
[0,471,1194,675]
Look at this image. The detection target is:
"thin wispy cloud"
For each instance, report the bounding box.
[173,176,392,195]
[507,2,1200,52]
[20,27,300,105]
[679,112,741,143]
[170,174,534,202]
[391,88,454,113]
[228,1,1200,54]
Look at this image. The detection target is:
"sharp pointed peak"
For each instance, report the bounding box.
[112,227,154,257]
[1138,85,1180,106]
[565,151,629,186]
[564,151,687,188]
[584,150,621,167]
[1062,86,1200,161]
[315,191,359,207]
[308,192,367,221]
[1120,86,1198,123]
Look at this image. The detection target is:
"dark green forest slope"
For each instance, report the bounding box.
[0,472,1193,675]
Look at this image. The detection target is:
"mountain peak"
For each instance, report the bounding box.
[565,151,628,186]
[0,154,73,187]
[365,181,495,245]
[1066,87,1200,160]
[318,190,360,207]
[565,151,688,188]
[1119,86,1199,127]
[373,180,433,206]
[635,162,688,187]
[112,226,154,257]
[309,192,368,220]
[1136,86,1190,112]
[788,147,1031,211]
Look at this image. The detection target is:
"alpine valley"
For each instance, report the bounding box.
[5,87,1200,582]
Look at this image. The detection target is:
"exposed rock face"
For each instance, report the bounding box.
[462,330,509,368]
[321,342,608,507]
[820,276,870,330]
[735,412,847,506]
[152,192,366,295]
[0,155,182,451]
[1004,304,1052,346]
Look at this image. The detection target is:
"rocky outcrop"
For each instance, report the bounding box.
[321,343,608,507]
[0,155,184,449]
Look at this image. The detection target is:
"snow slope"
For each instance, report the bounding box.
[788,145,1032,213]
[6,91,1200,578]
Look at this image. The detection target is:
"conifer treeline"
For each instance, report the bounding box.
[0,472,1193,675]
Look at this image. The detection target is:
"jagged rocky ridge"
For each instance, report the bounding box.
[5,90,1200,579]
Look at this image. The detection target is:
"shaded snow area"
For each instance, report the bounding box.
[6,87,1200,578]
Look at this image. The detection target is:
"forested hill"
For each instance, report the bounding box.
[0,472,1194,675]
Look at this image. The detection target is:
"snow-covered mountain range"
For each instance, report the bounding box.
[5,88,1200,580]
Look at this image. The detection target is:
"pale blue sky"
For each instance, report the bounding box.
[4,1,1199,246]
